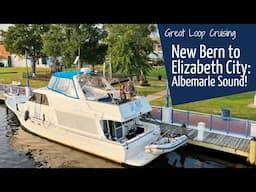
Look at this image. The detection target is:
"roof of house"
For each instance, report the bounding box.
[0,43,10,60]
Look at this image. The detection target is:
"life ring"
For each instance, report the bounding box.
[24,110,29,121]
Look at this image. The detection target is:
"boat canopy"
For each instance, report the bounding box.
[48,71,83,99]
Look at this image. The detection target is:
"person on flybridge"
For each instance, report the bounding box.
[126,79,135,100]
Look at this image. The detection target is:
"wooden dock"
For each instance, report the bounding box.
[146,119,255,165]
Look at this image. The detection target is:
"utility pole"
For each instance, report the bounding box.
[109,46,112,79]
[78,46,81,69]
[25,50,31,97]
[25,50,30,88]
[165,80,169,107]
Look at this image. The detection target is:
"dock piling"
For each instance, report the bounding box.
[197,122,206,141]
[248,137,256,165]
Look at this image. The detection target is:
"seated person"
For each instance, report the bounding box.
[119,84,126,102]
[126,80,135,100]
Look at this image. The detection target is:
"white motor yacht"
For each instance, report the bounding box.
[5,70,187,166]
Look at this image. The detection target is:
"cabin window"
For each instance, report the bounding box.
[56,78,70,92]
[104,120,123,140]
[48,76,78,99]
[109,120,115,138]
[29,93,49,105]
[103,120,108,134]
[116,127,123,139]
[29,93,42,104]
[48,76,57,89]
[115,121,122,128]
[41,94,49,105]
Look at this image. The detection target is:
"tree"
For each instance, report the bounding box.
[42,24,108,70]
[79,24,108,71]
[42,24,65,72]
[106,24,155,82]
[1,24,49,73]
[60,24,81,68]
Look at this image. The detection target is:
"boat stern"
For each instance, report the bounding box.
[123,127,162,166]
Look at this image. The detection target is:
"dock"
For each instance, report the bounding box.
[145,119,255,165]
[0,84,26,101]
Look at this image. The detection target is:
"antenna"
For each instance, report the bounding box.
[165,80,169,107]
[103,62,105,78]
[25,50,30,88]
[25,50,32,97]
[74,56,79,65]
[74,54,79,73]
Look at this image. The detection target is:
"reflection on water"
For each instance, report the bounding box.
[147,145,250,168]
[10,126,122,168]
[0,103,252,168]
[0,103,34,168]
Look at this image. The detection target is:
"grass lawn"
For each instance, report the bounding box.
[148,66,256,120]
[113,79,166,96]
[150,91,256,120]
[0,67,49,88]
[134,79,166,96]
[148,66,167,79]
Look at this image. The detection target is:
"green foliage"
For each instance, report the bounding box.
[42,24,64,66]
[148,66,167,79]
[80,24,108,70]
[41,24,107,69]
[60,24,80,67]
[105,24,155,78]
[1,24,49,73]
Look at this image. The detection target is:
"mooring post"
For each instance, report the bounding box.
[248,137,256,165]
[197,122,206,141]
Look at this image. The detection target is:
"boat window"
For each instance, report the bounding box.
[108,120,114,129]
[49,77,78,98]
[115,121,122,128]
[108,121,115,138]
[106,120,123,140]
[48,76,57,89]
[29,93,49,105]
[29,93,42,104]
[78,74,113,91]
[103,120,108,134]
[116,127,123,138]
[41,94,49,105]
[56,78,71,92]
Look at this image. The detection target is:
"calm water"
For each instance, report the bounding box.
[0,103,251,168]
[0,103,34,168]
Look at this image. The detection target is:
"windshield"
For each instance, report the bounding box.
[78,74,114,91]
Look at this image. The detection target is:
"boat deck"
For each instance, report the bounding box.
[0,84,26,101]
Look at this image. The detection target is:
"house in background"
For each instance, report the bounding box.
[10,54,51,68]
[0,41,51,68]
[0,42,11,67]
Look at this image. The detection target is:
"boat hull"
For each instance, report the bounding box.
[5,95,162,167]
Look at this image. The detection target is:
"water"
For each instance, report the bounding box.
[0,103,251,168]
[0,103,34,168]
